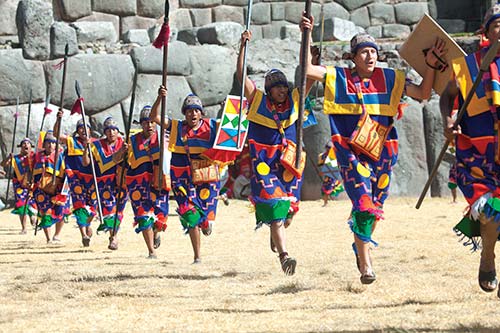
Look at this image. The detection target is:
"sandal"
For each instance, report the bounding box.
[270,234,277,253]
[280,252,297,276]
[479,270,498,293]
[360,271,376,285]
[82,236,90,247]
[153,234,161,249]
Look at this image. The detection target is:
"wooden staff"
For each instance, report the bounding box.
[153,0,171,189]
[75,80,104,227]
[296,0,312,167]
[40,94,51,133]
[314,5,325,103]
[237,0,253,150]
[416,38,500,209]
[111,70,138,236]
[52,44,69,184]
[5,97,19,204]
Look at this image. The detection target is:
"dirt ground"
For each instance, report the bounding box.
[1,196,500,333]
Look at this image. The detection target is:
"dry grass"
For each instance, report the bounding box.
[1,197,500,332]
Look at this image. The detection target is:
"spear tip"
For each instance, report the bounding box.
[75,80,81,98]
[64,43,69,57]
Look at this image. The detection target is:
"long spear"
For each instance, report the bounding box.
[52,44,69,185]
[416,38,500,209]
[153,0,171,189]
[75,81,104,228]
[26,88,32,138]
[5,97,19,205]
[313,5,325,103]
[111,70,138,237]
[296,0,312,167]
[237,0,253,150]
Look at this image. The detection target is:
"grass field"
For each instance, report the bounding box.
[1,197,500,332]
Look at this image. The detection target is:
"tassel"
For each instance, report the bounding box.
[71,97,84,115]
[44,107,53,116]
[153,23,171,49]
[52,59,65,70]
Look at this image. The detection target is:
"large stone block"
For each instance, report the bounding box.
[213,5,244,25]
[92,0,137,17]
[130,42,192,75]
[190,8,212,27]
[249,24,263,41]
[350,7,370,29]
[394,2,428,25]
[137,0,165,19]
[312,17,357,42]
[123,29,151,46]
[251,3,271,25]
[71,21,118,44]
[120,16,158,38]
[323,2,350,21]
[187,44,236,106]
[197,22,243,46]
[54,0,92,21]
[438,19,467,34]
[391,99,428,196]
[336,0,373,11]
[271,3,285,21]
[0,0,19,36]
[16,0,53,60]
[77,12,120,40]
[282,24,300,42]
[284,2,320,24]
[177,28,199,44]
[368,3,395,25]
[245,38,300,89]
[0,103,75,161]
[126,74,192,120]
[423,94,449,197]
[179,0,221,8]
[50,22,78,59]
[382,24,410,39]
[261,21,288,39]
[171,8,193,30]
[366,25,382,38]
[0,49,46,105]
[45,54,135,113]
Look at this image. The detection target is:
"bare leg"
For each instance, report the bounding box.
[322,194,328,207]
[354,234,376,284]
[19,215,27,234]
[451,188,457,203]
[142,228,156,257]
[53,220,64,240]
[43,226,52,243]
[271,222,287,254]
[189,226,201,262]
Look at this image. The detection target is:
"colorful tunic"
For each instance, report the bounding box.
[246,88,303,226]
[91,137,128,232]
[451,49,500,221]
[324,66,406,242]
[65,135,96,227]
[318,150,344,198]
[126,131,169,233]
[32,150,67,229]
[169,118,220,231]
[10,152,37,216]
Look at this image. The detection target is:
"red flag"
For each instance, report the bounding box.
[153,23,171,49]
[52,59,65,70]
[71,97,84,115]
[44,107,53,116]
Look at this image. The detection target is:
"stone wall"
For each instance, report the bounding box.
[0,0,487,200]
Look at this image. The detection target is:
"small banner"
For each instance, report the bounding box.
[213,95,249,152]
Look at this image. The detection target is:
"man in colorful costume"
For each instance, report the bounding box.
[318,141,344,206]
[84,117,127,251]
[121,107,169,259]
[301,14,444,283]
[54,114,96,247]
[237,30,315,276]
[152,89,221,264]
[1,138,37,234]
[440,4,500,295]
[32,131,67,243]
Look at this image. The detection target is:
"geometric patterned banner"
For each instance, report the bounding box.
[213,95,249,152]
